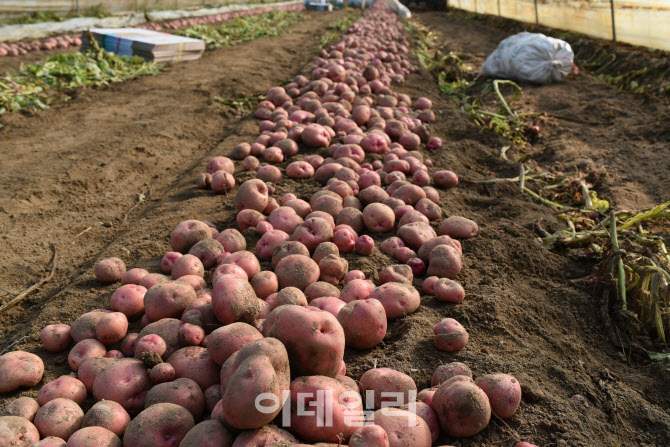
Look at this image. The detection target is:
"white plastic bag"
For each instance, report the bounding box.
[384,0,412,18]
[478,32,574,84]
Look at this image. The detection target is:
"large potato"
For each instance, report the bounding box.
[145,377,205,420]
[168,347,220,391]
[369,408,431,447]
[274,255,320,291]
[337,299,387,350]
[123,403,195,447]
[368,282,420,319]
[92,359,152,416]
[212,275,260,325]
[37,375,86,406]
[0,416,40,447]
[144,281,197,322]
[433,378,491,437]
[82,400,130,437]
[0,351,44,393]
[264,305,345,377]
[180,420,234,447]
[474,373,522,419]
[33,398,84,441]
[207,322,262,366]
[360,368,417,410]
[0,397,40,421]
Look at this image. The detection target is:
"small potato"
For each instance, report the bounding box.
[168,346,220,390]
[34,398,84,441]
[206,156,234,175]
[363,203,395,233]
[121,268,148,285]
[94,258,126,284]
[161,252,183,274]
[312,242,339,264]
[434,318,469,352]
[180,420,234,447]
[41,324,72,353]
[256,229,290,261]
[433,378,491,437]
[37,376,86,406]
[211,171,236,193]
[292,218,335,251]
[110,284,147,318]
[474,373,522,419]
[82,400,130,437]
[139,273,170,289]
[149,363,176,383]
[138,319,182,358]
[206,322,262,366]
[434,279,465,303]
[369,282,420,319]
[216,228,247,253]
[439,216,479,239]
[304,281,340,302]
[274,287,308,308]
[189,239,225,270]
[176,275,206,292]
[171,220,212,254]
[144,281,197,322]
[337,299,387,350]
[308,297,346,317]
[123,403,195,447]
[360,368,417,410]
[318,254,348,285]
[70,311,107,343]
[369,408,431,447]
[355,235,374,255]
[250,271,278,299]
[96,312,128,346]
[379,264,413,285]
[344,270,366,284]
[235,179,269,212]
[77,357,113,393]
[417,235,462,262]
[380,237,405,257]
[68,339,106,372]
[0,397,39,421]
[426,245,462,279]
[340,279,375,303]
[0,416,40,447]
[275,255,320,291]
[400,402,440,443]
[172,254,205,279]
[67,427,122,446]
[212,275,260,325]
[349,425,390,447]
[179,323,205,346]
[221,251,261,279]
[432,363,473,387]
[145,377,204,420]
[93,359,152,415]
[397,222,437,250]
[134,334,167,359]
[433,170,458,188]
[272,241,310,268]
[287,161,315,179]
[269,207,303,235]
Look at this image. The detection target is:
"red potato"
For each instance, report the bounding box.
[41,324,72,352]
[70,311,107,343]
[28,437,66,447]
[149,363,175,383]
[145,377,205,421]
[180,420,234,447]
[369,282,420,319]
[302,123,332,147]
[434,318,469,352]
[285,199,313,218]
[204,385,221,414]
[171,220,212,253]
[349,425,390,447]
[144,281,197,322]
[138,318,182,358]
[414,198,441,220]
[434,278,465,303]
[272,241,310,268]
[213,263,248,283]
[93,359,152,415]
[161,252,182,274]
[168,346,220,391]
[230,142,251,160]
[77,357,113,393]
[66,427,121,447]
[176,275,206,292]
[421,276,439,295]
[397,222,437,250]
[121,268,148,285]
[68,339,106,372]
[417,235,462,261]
[197,172,212,189]
[474,374,522,419]
[312,194,343,218]
[219,338,290,430]
[0,416,40,447]
[212,275,260,325]
[333,227,357,253]
[206,156,234,175]
[230,425,297,447]
[340,279,375,303]
[318,254,348,285]
[337,299,387,349]
[134,334,167,359]
[433,378,491,437]
[34,398,84,441]
[189,238,225,270]
[221,251,261,279]
[304,281,340,302]
[292,217,335,251]
[398,210,428,228]
[433,170,458,188]
[256,229,290,261]
[216,228,247,253]
[211,171,236,193]
[171,254,205,279]
[110,284,146,318]
[123,403,195,447]
[426,245,462,279]
[242,155,260,171]
[179,323,205,346]
[82,400,130,437]
[139,273,170,289]
[1,397,39,421]
[309,297,346,317]
[380,237,405,257]
[344,270,366,284]
[257,164,282,182]
[37,376,86,406]
[516,443,538,447]
[264,305,345,377]
[356,235,375,255]
[439,216,479,239]
[274,254,320,291]
[287,161,315,179]
[369,408,431,447]
[235,179,269,212]
[360,368,417,410]
[287,375,364,443]
[269,207,303,234]
[273,287,308,308]
[363,203,395,233]
[207,322,263,366]
[312,242,339,264]
[432,363,473,387]
[336,207,365,234]
[400,402,440,443]
[95,312,128,346]
[379,264,413,285]
[250,271,278,299]
[359,185,389,204]
[94,257,126,284]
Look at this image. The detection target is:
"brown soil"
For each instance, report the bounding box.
[1,8,669,447]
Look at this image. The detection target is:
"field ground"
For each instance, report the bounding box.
[1,8,669,447]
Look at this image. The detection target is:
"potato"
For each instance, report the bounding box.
[134,334,167,359]
[340,279,375,303]
[439,216,479,239]
[82,400,130,437]
[77,357,113,393]
[379,265,413,285]
[145,377,204,420]
[221,251,261,279]
[161,252,183,275]
[265,305,344,377]
[235,179,269,212]
[288,375,364,443]
[256,230,290,261]
[179,323,205,346]
[434,279,465,303]
[66,426,121,447]
[337,299,387,350]
[355,235,375,255]
[168,347,220,391]
[399,401,440,443]
[34,398,84,441]
[180,420,234,447]
[94,258,126,284]
[1,397,39,421]
[171,254,205,280]
[212,275,260,325]
[362,203,395,233]
[285,199,312,219]
[171,220,212,253]
[433,170,458,188]
[219,338,290,430]
[110,285,147,318]
[360,368,417,410]
[188,239,224,270]
[426,245,462,279]
[144,281,197,322]
[138,318,182,358]
[96,312,128,346]
[139,273,170,289]
[515,443,538,447]
[123,403,195,447]
[273,287,308,308]
[230,425,297,446]
[312,242,339,264]
[474,374,521,419]
[68,339,106,372]
[349,425,390,447]
[0,416,40,447]
[368,282,420,319]
[292,217,334,251]
[148,363,174,384]
[206,156,234,175]
[70,311,107,343]
[274,255,320,291]
[433,378,491,437]
[333,227,357,254]
[380,237,405,257]
[369,408,431,447]
[397,222,436,250]
[308,297,347,317]
[417,236,461,262]
[30,437,66,447]
[434,318,469,352]
[318,254,348,285]
[432,363,473,387]
[92,359,151,415]
[421,276,439,295]
[268,207,304,235]
[206,323,262,366]
[37,376,86,406]
[304,281,339,302]
[41,324,72,353]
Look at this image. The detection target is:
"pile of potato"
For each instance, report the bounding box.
[0,2,535,446]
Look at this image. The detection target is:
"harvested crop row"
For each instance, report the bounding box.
[0,3,531,447]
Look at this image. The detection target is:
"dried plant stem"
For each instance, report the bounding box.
[609,211,627,311]
[0,245,57,315]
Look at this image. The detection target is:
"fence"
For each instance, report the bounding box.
[448,0,670,51]
[0,1,257,17]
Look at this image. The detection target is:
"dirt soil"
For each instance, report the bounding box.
[1,8,669,447]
